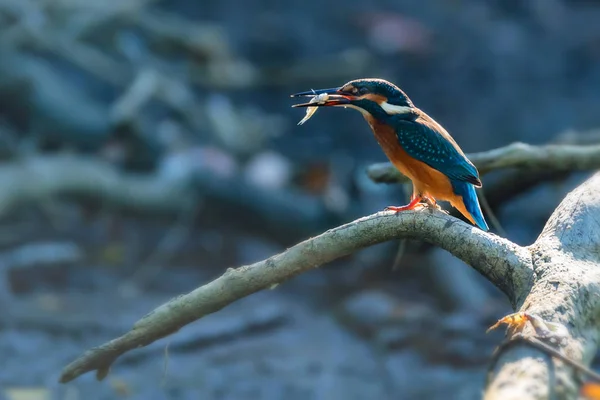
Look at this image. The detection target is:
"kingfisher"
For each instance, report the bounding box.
[291,78,488,231]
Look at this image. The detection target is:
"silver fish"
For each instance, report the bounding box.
[297,92,330,125]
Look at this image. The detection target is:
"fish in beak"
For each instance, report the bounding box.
[291,87,357,125]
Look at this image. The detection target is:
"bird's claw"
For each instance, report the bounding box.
[422,196,442,211]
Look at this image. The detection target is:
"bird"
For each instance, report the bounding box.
[291,78,489,231]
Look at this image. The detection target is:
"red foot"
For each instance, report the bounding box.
[385,196,422,212]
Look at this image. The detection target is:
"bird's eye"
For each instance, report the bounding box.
[351,87,359,95]
[358,87,369,95]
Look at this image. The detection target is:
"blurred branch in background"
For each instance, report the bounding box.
[484,129,600,211]
[0,155,345,240]
[0,138,594,244]
[368,130,600,217]
[0,0,370,90]
[0,0,369,176]
[0,240,82,300]
[367,141,600,184]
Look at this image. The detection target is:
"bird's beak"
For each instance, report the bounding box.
[291,87,342,97]
[290,87,356,108]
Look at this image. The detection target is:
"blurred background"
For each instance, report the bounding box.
[1,0,600,399]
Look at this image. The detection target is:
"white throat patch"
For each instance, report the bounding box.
[380,101,412,115]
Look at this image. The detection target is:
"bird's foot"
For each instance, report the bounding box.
[384,196,422,212]
[422,196,442,212]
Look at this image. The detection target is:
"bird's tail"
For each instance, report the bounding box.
[450,180,489,231]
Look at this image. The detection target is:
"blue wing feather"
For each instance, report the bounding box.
[452,180,489,231]
[391,112,481,186]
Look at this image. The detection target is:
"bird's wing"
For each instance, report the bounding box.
[392,112,482,186]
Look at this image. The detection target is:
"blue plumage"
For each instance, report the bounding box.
[391,115,482,187]
[291,78,490,230]
[389,111,488,230]
[451,180,489,231]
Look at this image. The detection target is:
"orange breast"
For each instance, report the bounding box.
[366,116,475,224]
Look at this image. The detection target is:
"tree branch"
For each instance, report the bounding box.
[59,208,533,383]
[485,172,600,399]
[53,151,600,400]
[367,142,600,184]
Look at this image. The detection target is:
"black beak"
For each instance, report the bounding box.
[290,87,343,97]
[291,87,355,108]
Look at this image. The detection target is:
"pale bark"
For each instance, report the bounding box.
[485,172,600,399]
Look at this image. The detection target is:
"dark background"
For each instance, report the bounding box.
[1,0,599,399]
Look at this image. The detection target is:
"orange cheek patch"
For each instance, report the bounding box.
[363,93,387,104]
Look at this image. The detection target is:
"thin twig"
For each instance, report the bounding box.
[391,183,410,271]
[391,238,407,271]
[128,196,199,285]
[477,187,506,237]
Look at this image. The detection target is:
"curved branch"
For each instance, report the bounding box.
[367,143,600,184]
[59,209,532,383]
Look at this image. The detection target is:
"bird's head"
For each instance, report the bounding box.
[291,78,414,120]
